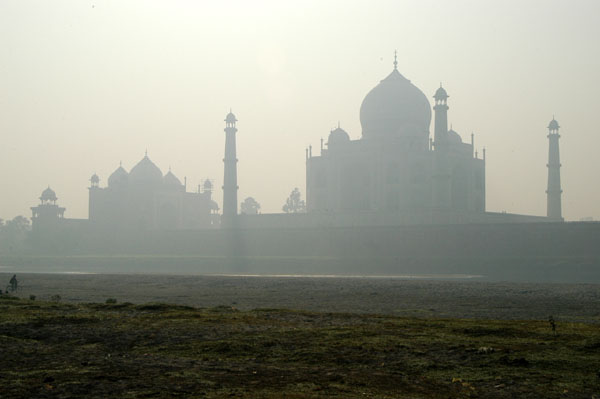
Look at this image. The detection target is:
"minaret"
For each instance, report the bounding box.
[222,110,238,226]
[433,84,449,149]
[88,173,100,221]
[432,85,451,209]
[546,118,563,221]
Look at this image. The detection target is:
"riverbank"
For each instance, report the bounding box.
[1,272,599,322]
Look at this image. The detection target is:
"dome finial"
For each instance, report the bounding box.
[393,50,398,70]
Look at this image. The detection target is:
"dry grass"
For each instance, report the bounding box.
[1,296,599,398]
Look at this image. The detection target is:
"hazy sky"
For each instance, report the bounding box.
[1,0,599,221]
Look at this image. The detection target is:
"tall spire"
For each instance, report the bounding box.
[393,50,398,70]
[546,117,563,220]
[222,110,239,226]
[432,81,451,208]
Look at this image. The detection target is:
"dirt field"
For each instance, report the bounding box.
[2,273,599,322]
[1,297,599,398]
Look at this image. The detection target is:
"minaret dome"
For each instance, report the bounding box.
[225,111,237,126]
[434,85,449,102]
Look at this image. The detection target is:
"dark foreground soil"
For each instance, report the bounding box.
[1,296,599,398]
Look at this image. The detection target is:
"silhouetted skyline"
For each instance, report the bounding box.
[2,1,599,220]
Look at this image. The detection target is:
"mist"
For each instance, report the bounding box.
[3,4,600,396]
[2,0,600,221]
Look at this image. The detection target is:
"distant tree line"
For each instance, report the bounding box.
[239,188,307,215]
[0,216,31,253]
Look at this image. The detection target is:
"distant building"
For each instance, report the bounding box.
[88,154,219,230]
[31,54,562,237]
[30,187,66,231]
[31,155,219,233]
[306,57,484,215]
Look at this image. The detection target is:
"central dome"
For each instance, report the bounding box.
[129,155,163,185]
[360,68,431,140]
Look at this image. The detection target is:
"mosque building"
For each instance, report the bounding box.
[87,153,219,230]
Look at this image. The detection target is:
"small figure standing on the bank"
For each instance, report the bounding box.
[549,315,557,336]
[8,274,18,293]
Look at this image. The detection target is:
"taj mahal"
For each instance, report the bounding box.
[30,55,563,234]
[307,58,485,215]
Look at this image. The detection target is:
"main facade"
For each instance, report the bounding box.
[306,61,485,216]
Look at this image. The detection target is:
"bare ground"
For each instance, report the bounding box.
[2,273,599,322]
[1,297,599,398]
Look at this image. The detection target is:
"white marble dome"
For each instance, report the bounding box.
[360,68,431,141]
[328,127,350,147]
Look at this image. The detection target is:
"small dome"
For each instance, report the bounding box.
[129,155,163,185]
[447,129,462,144]
[548,119,560,130]
[108,165,129,188]
[328,127,350,147]
[225,111,237,124]
[40,186,57,202]
[164,170,182,188]
[434,86,448,100]
[90,173,100,184]
[360,68,431,140]
[203,179,213,190]
[210,200,219,211]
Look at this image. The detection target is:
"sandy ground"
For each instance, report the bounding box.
[2,272,598,323]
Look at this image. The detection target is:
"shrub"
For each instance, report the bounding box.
[50,294,61,302]
[105,298,117,304]
[29,295,36,301]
